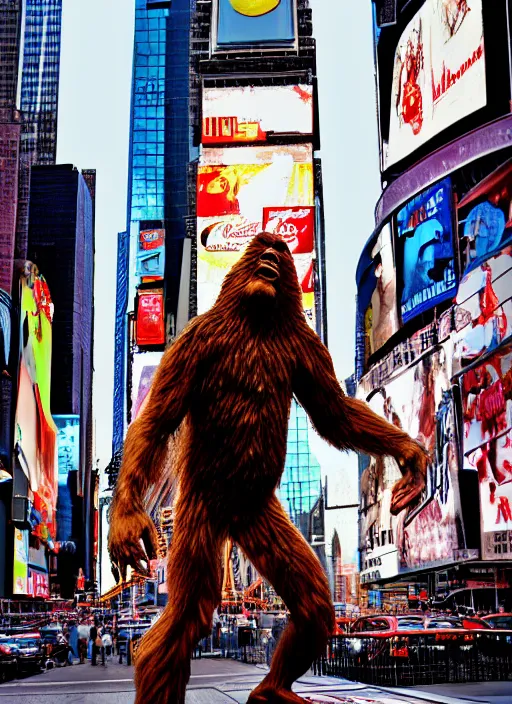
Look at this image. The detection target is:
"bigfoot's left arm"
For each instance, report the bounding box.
[293,326,428,515]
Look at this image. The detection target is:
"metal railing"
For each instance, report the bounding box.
[313,631,512,687]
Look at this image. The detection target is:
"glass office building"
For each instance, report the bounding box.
[16,0,62,260]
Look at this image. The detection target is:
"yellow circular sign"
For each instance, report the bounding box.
[229,0,280,17]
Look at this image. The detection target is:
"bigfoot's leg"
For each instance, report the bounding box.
[134,492,225,704]
[233,496,334,704]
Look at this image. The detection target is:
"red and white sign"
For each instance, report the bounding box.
[136,289,165,347]
[262,206,315,254]
[140,229,165,251]
[385,0,486,169]
[202,85,314,145]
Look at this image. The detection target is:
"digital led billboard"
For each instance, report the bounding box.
[131,351,163,422]
[14,265,58,543]
[197,144,315,325]
[202,85,313,144]
[396,178,456,323]
[461,343,512,559]
[385,0,486,169]
[137,229,165,282]
[54,415,80,543]
[359,343,464,576]
[214,0,296,51]
[136,288,165,348]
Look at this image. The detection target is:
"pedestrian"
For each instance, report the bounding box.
[90,621,98,666]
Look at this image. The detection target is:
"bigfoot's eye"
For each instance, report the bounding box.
[272,239,288,254]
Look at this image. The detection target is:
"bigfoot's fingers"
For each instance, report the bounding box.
[390,442,430,516]
[108,509,159,581]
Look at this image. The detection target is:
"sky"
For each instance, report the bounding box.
[56,0,381,477]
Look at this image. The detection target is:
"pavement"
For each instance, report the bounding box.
[0,656,510,703]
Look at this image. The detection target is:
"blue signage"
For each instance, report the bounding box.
[396,178,456,323]
[216,0,295,48]
[54,415,80,542]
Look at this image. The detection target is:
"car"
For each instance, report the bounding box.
[425,616,492,630]
[0,641,18,683]
[482,613,512,630]
[0,633,45,674]
[349,615,425,634]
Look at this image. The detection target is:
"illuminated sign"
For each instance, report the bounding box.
[385,0,486,169]
[136,288,165,347]
[214,0,296,50]
[54,415,80,543]
[396,178,456,323]
[202,85,313,144]
[196,144,315,326]
[131,352,163,421]
[13,528,29,595]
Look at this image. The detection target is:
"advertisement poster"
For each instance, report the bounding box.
[459,161,512,276]
[13,528,29,595]
[197,144,315,325]
[386,0,485,169]
[54,415,80,543]
[396,178,456,323]
[136,288,165,347]
[131,352,163,421]
[215,0,296,50]
[14,265,58,543]
[359,344,463,576]
[461,344,512,558]
[137,229,165,282]
[202,85,313,144]
[453,247,512,374]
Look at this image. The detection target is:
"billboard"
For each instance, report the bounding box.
[359,343,464,576]
[385,0,486,169]
[453,247,512,374]
[13,528,29,595]
[396,178,456,323]
[197,144,315,325]
[137,229,165,282]
[136,288,165,348]
[214,0,296,51]
[461,344,512,559]
[202,85,313,144]
[15,265,58,543]
[54,416,80,543]
[131,352,163,422]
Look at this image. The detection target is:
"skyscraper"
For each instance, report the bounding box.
[16,0,62,260]
[0,0,22,108]
[27,164,95,595]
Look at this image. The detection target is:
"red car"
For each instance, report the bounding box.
[482,612,512,629]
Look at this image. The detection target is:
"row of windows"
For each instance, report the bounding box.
[135,17,166,30]
[131,193,165,208]
[135,66,165,80]
[133,106,164,119]
[132,155,165,168]
[131,177,165,193]
[136,30,166,43]
[133,142,164,157]
[131,206,164,221]
[135,54,166,67]
[132,167,164,181]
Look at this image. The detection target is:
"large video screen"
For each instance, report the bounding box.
[202,85,313,145]
[196,144,316,326]
[214,0,296,51]
[396,178,456,323]
[385,0,486,169]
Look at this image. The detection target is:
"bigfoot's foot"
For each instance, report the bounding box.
[390,443,429,516]
[247,685,307,703]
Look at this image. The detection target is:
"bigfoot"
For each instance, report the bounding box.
[108,232,428,704]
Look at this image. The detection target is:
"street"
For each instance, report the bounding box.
[0,657,510,704]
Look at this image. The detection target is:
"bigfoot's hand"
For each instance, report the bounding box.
[108,508,159,582]
[390,442,430,516]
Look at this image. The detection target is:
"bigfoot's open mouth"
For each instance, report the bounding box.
[256,250,280,281]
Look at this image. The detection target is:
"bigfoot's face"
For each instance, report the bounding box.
[218,232,303,318]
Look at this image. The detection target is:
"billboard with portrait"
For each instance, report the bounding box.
[385,0,486,169]
[214,0,296,51]
[136,288,165,348]
[197,144,315,325]
[396,178,456,323]
[359,343,464,576]
[202,85,313,145]
[14,265,58,544]
[54,415,80,543]
[461,343,512,559]
[130,352,163,422]
[13,528,29,595]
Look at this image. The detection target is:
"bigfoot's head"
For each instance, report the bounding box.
[216,232,304,322]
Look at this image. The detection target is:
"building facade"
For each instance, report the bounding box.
[356,0,512,613]
[27,164,95,598]
[16,0,62,261]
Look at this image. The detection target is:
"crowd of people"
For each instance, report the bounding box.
[47,616,115,667]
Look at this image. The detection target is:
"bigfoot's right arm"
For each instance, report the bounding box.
[293,325,429,515]
[108,322,199,580]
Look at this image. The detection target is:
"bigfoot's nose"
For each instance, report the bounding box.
[260,249,279,266]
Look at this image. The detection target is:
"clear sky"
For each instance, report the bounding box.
[57,0,135,474]
[56,0,381,474]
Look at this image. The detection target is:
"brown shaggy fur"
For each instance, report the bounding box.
[108,232,428,704]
